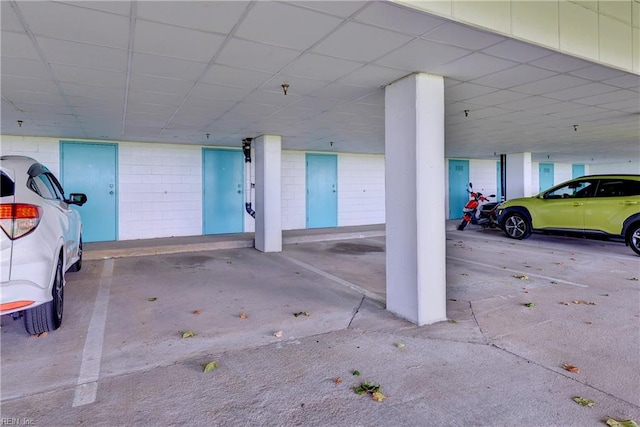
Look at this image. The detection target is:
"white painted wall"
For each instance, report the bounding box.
[589,161,640,174]
[1,136,386,239]
[338,153,385,226]
[400,0,639,74]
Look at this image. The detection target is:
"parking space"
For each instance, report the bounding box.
[1,228,638,426]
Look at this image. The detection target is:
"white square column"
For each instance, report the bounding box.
[385,73,447,325]
[506,152,532,199]
[254,135,282,252]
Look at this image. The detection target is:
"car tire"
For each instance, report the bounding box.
[626,223,640,256]
[503,213,531,240]
[457,219,468,230]
[69,236,82,272]
[25,255,64,335]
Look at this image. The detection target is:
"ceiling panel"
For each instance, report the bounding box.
[235,2,342,50]
[18,2,130,49]
[311,21,413,63]
[1,0,637,164]
[134,20,226,63]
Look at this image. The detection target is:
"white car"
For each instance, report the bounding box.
[1,156,86,335]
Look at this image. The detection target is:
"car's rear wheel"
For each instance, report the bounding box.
[626,223,640,256]
[503,213,531,240]
[25,255,64,335]
[69,236,82,272]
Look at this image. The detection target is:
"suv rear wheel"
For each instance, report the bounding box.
[626,223,640,256]
[24,255,64,335]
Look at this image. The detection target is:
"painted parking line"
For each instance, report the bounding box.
[446,256,589,288]
[72,259,114,407]
[279,254,386,305]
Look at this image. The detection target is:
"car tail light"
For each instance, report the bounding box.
[0,203,42,239]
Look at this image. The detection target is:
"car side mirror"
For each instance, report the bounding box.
[68,193,87,206]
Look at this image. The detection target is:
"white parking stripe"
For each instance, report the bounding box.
[280,254,386,305]
[447,256,589,288]
[72,258,114,407]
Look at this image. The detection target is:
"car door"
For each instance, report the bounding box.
[532,179,597,231]
[583,179,640,235]
[31,172,79,269]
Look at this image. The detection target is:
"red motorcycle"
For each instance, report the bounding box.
[457,183,500,231]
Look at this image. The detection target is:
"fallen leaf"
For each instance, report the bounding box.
[239,312,248,319]
[513,274,529,280]
[448,319,458,324]
[31,331,48,338]
[560,301,570,305]
[460,273,469,276]
[203,361,218,373]
[182,330,195,338]
[334,378,343,385]
[629,277,639,281]
[352,370,361,376]
[273,330,283,338]
[193,310,201,315]
[550,281,558,284]
[524,302,535,308]
[371,391,386,402]
[562,363,580,374]
[293,311,311,317]
[353,382,380,395]
[395,343,405,348]
[605,417,639,427]
[148,297,158,302]
[573,396,595,407]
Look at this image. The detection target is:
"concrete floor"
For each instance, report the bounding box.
[1,224,639,426]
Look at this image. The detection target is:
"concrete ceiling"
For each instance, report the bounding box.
[1,1,639,164]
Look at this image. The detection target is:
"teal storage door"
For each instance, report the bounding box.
[539,163,554,192]
[306,154,337,229]
[203,148,244,234]
[60,142,118,242]
[448,160,469,219]
[572,164,585,178]
[496,161,502,202]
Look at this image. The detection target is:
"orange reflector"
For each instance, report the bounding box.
[1,300,35,312]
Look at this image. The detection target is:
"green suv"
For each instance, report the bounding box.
[496,175,640,255]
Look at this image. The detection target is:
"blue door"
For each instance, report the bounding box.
[448,160,469,219]
[572,164,585,178]
[203,148,244,234]
[60,142,118,242]
[306,154,337,228]
[539,163,554,192]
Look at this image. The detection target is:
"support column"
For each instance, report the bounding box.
[384,73,446,325]
[254,135,282,252]
[506,152,532,199]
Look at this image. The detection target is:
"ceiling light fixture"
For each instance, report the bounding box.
[464,110,469,117]
[573,124,578,131]
[206,133,210,140]
[330,141,334,147]
[17,120,23,127]
[281,83,289,95]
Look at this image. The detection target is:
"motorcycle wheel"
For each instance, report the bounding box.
[457,219,468,230]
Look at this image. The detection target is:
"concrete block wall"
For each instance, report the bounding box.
[281,151,306,230]
[0,136,387,239]
[338,153,385,226]
[118,143,202,240]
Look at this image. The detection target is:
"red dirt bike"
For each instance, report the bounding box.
[457,183,500,231]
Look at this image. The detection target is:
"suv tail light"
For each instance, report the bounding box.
[0,204,42,239]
